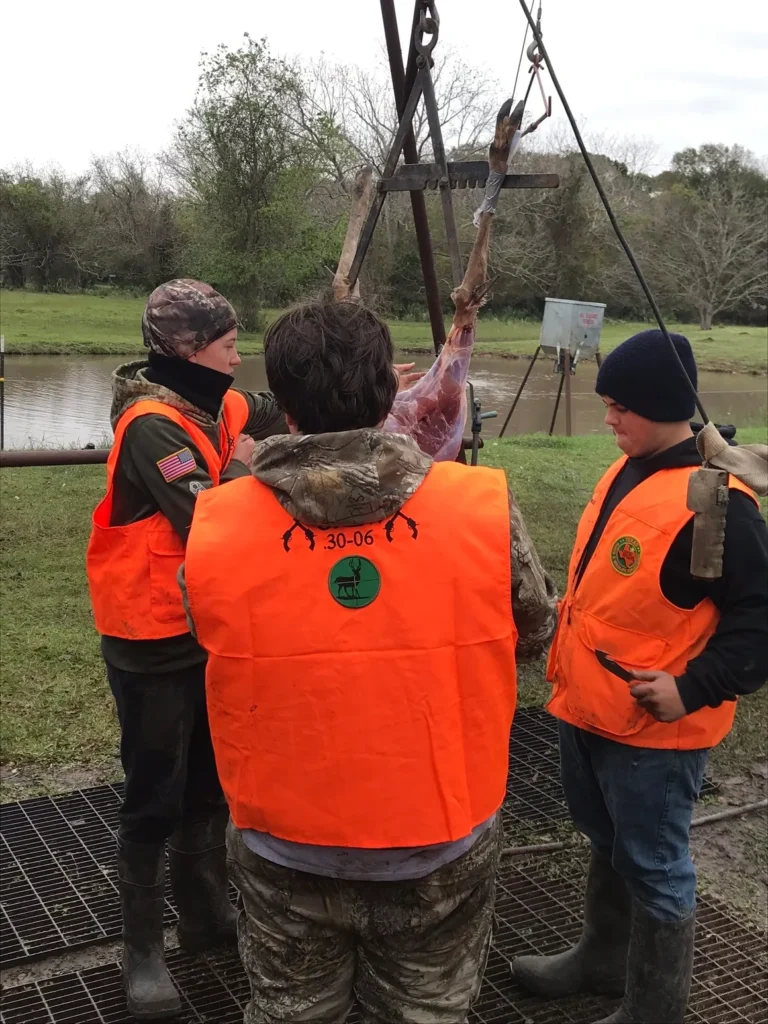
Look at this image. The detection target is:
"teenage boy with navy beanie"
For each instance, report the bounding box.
[511,330,768,1023]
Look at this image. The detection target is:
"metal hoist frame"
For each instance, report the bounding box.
[350,1,559,356]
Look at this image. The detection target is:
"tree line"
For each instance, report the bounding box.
[1,35,766,331]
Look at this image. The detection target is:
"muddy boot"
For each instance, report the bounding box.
[595,903,696,1023]
[168,811,238,953]
[118,841,180,1021]
[511,847,630,998]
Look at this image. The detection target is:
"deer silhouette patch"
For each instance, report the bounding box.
[329,557,381,609]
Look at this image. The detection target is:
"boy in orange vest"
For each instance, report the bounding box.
[86,280,290,1020]
[512,330,768,1023]
[182,299,557,1024]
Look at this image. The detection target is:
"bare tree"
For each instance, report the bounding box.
[653,183,768,330]
[90,150,179,286]
[302,48,501,177]
[296,47,503,306]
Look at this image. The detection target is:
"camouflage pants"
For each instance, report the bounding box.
[226,819,501,1023]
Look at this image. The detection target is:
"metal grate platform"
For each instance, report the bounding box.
[3,856,765,1024]
[504,706,716,831]
[505,705,572,827]
[471,859,768,1024]
[0,709,716,968]
[0,950,249,1024]
[0,784,170,967]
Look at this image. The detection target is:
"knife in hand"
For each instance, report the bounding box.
[595,649,636,683]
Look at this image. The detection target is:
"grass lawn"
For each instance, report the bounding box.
[2,290,766,373]
[1,429,765,796]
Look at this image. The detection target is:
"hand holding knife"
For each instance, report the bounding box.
[595,650,688,723]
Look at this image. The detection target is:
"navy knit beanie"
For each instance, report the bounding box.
[595,330,698,422]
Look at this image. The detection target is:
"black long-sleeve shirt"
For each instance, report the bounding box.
[575,437,768,714]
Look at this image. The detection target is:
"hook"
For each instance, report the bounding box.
[521,3,551,136]
[525,2,544,67]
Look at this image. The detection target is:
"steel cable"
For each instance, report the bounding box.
[516,0,708,422]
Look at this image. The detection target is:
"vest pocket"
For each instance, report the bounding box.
[147,530,186,625]
[566,612,670,737]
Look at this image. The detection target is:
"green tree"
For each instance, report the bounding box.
[0,169,96,290]
[168,35,343,326]
[669,144,766,199]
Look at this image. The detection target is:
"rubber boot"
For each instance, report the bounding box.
[595,903,696,1023]
[117,841,181,1021]
[511,847,630,998]
[168,810,238,953]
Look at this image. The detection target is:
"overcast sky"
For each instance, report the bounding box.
[4,0,767,175]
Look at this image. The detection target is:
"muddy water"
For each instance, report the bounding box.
[2,353,766,449]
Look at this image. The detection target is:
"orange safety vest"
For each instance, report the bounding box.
[547,458,758,749]
[86,391,249,640]
[184,461,518,849]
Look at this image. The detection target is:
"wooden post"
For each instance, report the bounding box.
[564,348,572,437]
[333,167,374,300]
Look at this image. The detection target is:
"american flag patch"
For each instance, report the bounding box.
[156,447,196,483]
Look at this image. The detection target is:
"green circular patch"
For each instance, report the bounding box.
[610,535,641,576]
[328,556,380,609]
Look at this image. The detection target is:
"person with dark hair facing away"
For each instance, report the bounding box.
[181,299,558,1024]
[511,331,768,1023]
[85,280,291,1020]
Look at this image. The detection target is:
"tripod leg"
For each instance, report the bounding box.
[549,370,566,436]
[499,347,540,437]
[564,349,573,437]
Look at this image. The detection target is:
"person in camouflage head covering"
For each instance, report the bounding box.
[87,277,289,1020]
[141,279,239,360]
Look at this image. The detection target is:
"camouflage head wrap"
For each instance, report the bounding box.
[141,279,238,359]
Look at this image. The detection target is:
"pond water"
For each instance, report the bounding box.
[2,353,766,449]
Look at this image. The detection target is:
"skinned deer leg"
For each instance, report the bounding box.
[383,94,527,460]
[452,99,523,327]
[333,165,374,301]
[451,213,493,328]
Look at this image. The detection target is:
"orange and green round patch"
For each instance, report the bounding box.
[610,536,641,576]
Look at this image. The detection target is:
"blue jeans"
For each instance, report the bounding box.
[558,722,708,923]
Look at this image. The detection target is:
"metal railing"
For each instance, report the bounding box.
[0,448,109,468]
